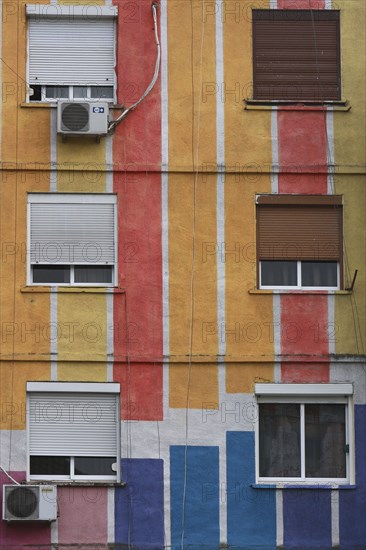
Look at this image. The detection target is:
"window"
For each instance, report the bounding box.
[255,383,354,484]
[252,10,341,101]
[256,195,343,290]
[28,194,117,286]
[27,382,121,482]
[26,4,117,102]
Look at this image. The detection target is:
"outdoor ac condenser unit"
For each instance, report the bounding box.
[57,101,109,136]
[2,485,57,521]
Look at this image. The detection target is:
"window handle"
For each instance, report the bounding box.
[344,444,350,453]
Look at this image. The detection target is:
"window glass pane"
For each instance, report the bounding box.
[30,456,70,475]
[305,404,346,478]
[74,266,113,284]
[45,86,68,99]
[74,457,116,476]
[33,265,70,283]
[302,262,338,287]
[259,403,301,477]
[261,261,297,286]
[29,85,42,101]
[73,86,88,99]
[90,86,114,99]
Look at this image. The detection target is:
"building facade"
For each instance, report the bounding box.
[0,0,365,549]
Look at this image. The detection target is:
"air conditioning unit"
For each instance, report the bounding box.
[2,485,57,522]
[57,101,109,136]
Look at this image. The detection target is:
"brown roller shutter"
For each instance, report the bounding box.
[257,204,342,261]
[253,10,341,101]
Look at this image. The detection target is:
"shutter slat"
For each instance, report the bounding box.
[30,202,116,265]
[28,19,115,85]
[253,11,341,100]
[257,205,342,261]
[29,393,118,457]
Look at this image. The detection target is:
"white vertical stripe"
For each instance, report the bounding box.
[216,3,227,544]
[273,293,281,382]
[161,0,169,360]
[106,131,114,382]
[161,0,169,171]
[0,0,2,156]
[328,294,336,356]
[50,105,58,381]
[331,489,340,546]
[50,110,57,193]
[270,0,278,9]
[49,68,57,542]
[107,293,114,382]
[107,486,115,543]
[160,1,170,546]
[162,173,170,360]
[325,0,333,9]
[276,490,284,546]
[326,108,335,194]
[105,136,113,193]
[271,110,279,193]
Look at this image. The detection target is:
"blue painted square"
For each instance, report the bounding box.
[115,458,164,550]
[170,445,220,550]
[283,489,332,549]
[227,431,276,549]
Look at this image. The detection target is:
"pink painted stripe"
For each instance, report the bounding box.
[57,487,108,544]
[276,2,331,383]
[113,0,163,421]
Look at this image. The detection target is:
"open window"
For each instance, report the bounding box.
[255,383,354,485]
[27,193,118,286]
[256,195,343,290]
[27,382,121,482]
[252,10,341,102]
[26,4,117,102]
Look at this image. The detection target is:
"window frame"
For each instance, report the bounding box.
[26,382,121,483]
[252,9,342,103]
[25,4,117,104]
[256,194,344,291]
[255,383,355,486]
[27,193,118,287]
[259,260,340,291]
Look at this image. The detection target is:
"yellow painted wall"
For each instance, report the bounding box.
[334,0,366,169]
[169,362,218,409]
[335,176,366,354]
[167,0,216,170]
[0,361,50,430]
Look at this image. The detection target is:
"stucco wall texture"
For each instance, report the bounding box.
[0,0,365,549]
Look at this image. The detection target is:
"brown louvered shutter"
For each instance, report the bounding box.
[253,10,341,101]
[256,196,343,261]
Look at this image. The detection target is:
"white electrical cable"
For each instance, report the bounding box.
[108,3,161,133]
[0,466,20,485]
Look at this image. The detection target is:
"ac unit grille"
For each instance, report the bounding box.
[61,103,89,132]
[6,487,38,518]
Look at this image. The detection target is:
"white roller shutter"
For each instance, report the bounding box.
[29,198,116,265]
[29,392,118,457]
[27,14,116,86]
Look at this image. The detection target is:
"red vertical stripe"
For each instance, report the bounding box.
[276,3,330,383]
[113,0,163,420]
[278,0,325,9]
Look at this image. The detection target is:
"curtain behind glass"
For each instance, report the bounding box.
[259,403,301,477]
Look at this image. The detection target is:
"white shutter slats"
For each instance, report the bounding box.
[29,393,118,457]
[28,19,116,85]
[30,202,116,265]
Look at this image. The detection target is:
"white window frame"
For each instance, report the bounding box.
[26,382,121,483]
[255,383,355,486]
[259,260,340,291]
[26,4,117,104]
[29,85,116,103]
[27,193,118,287]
